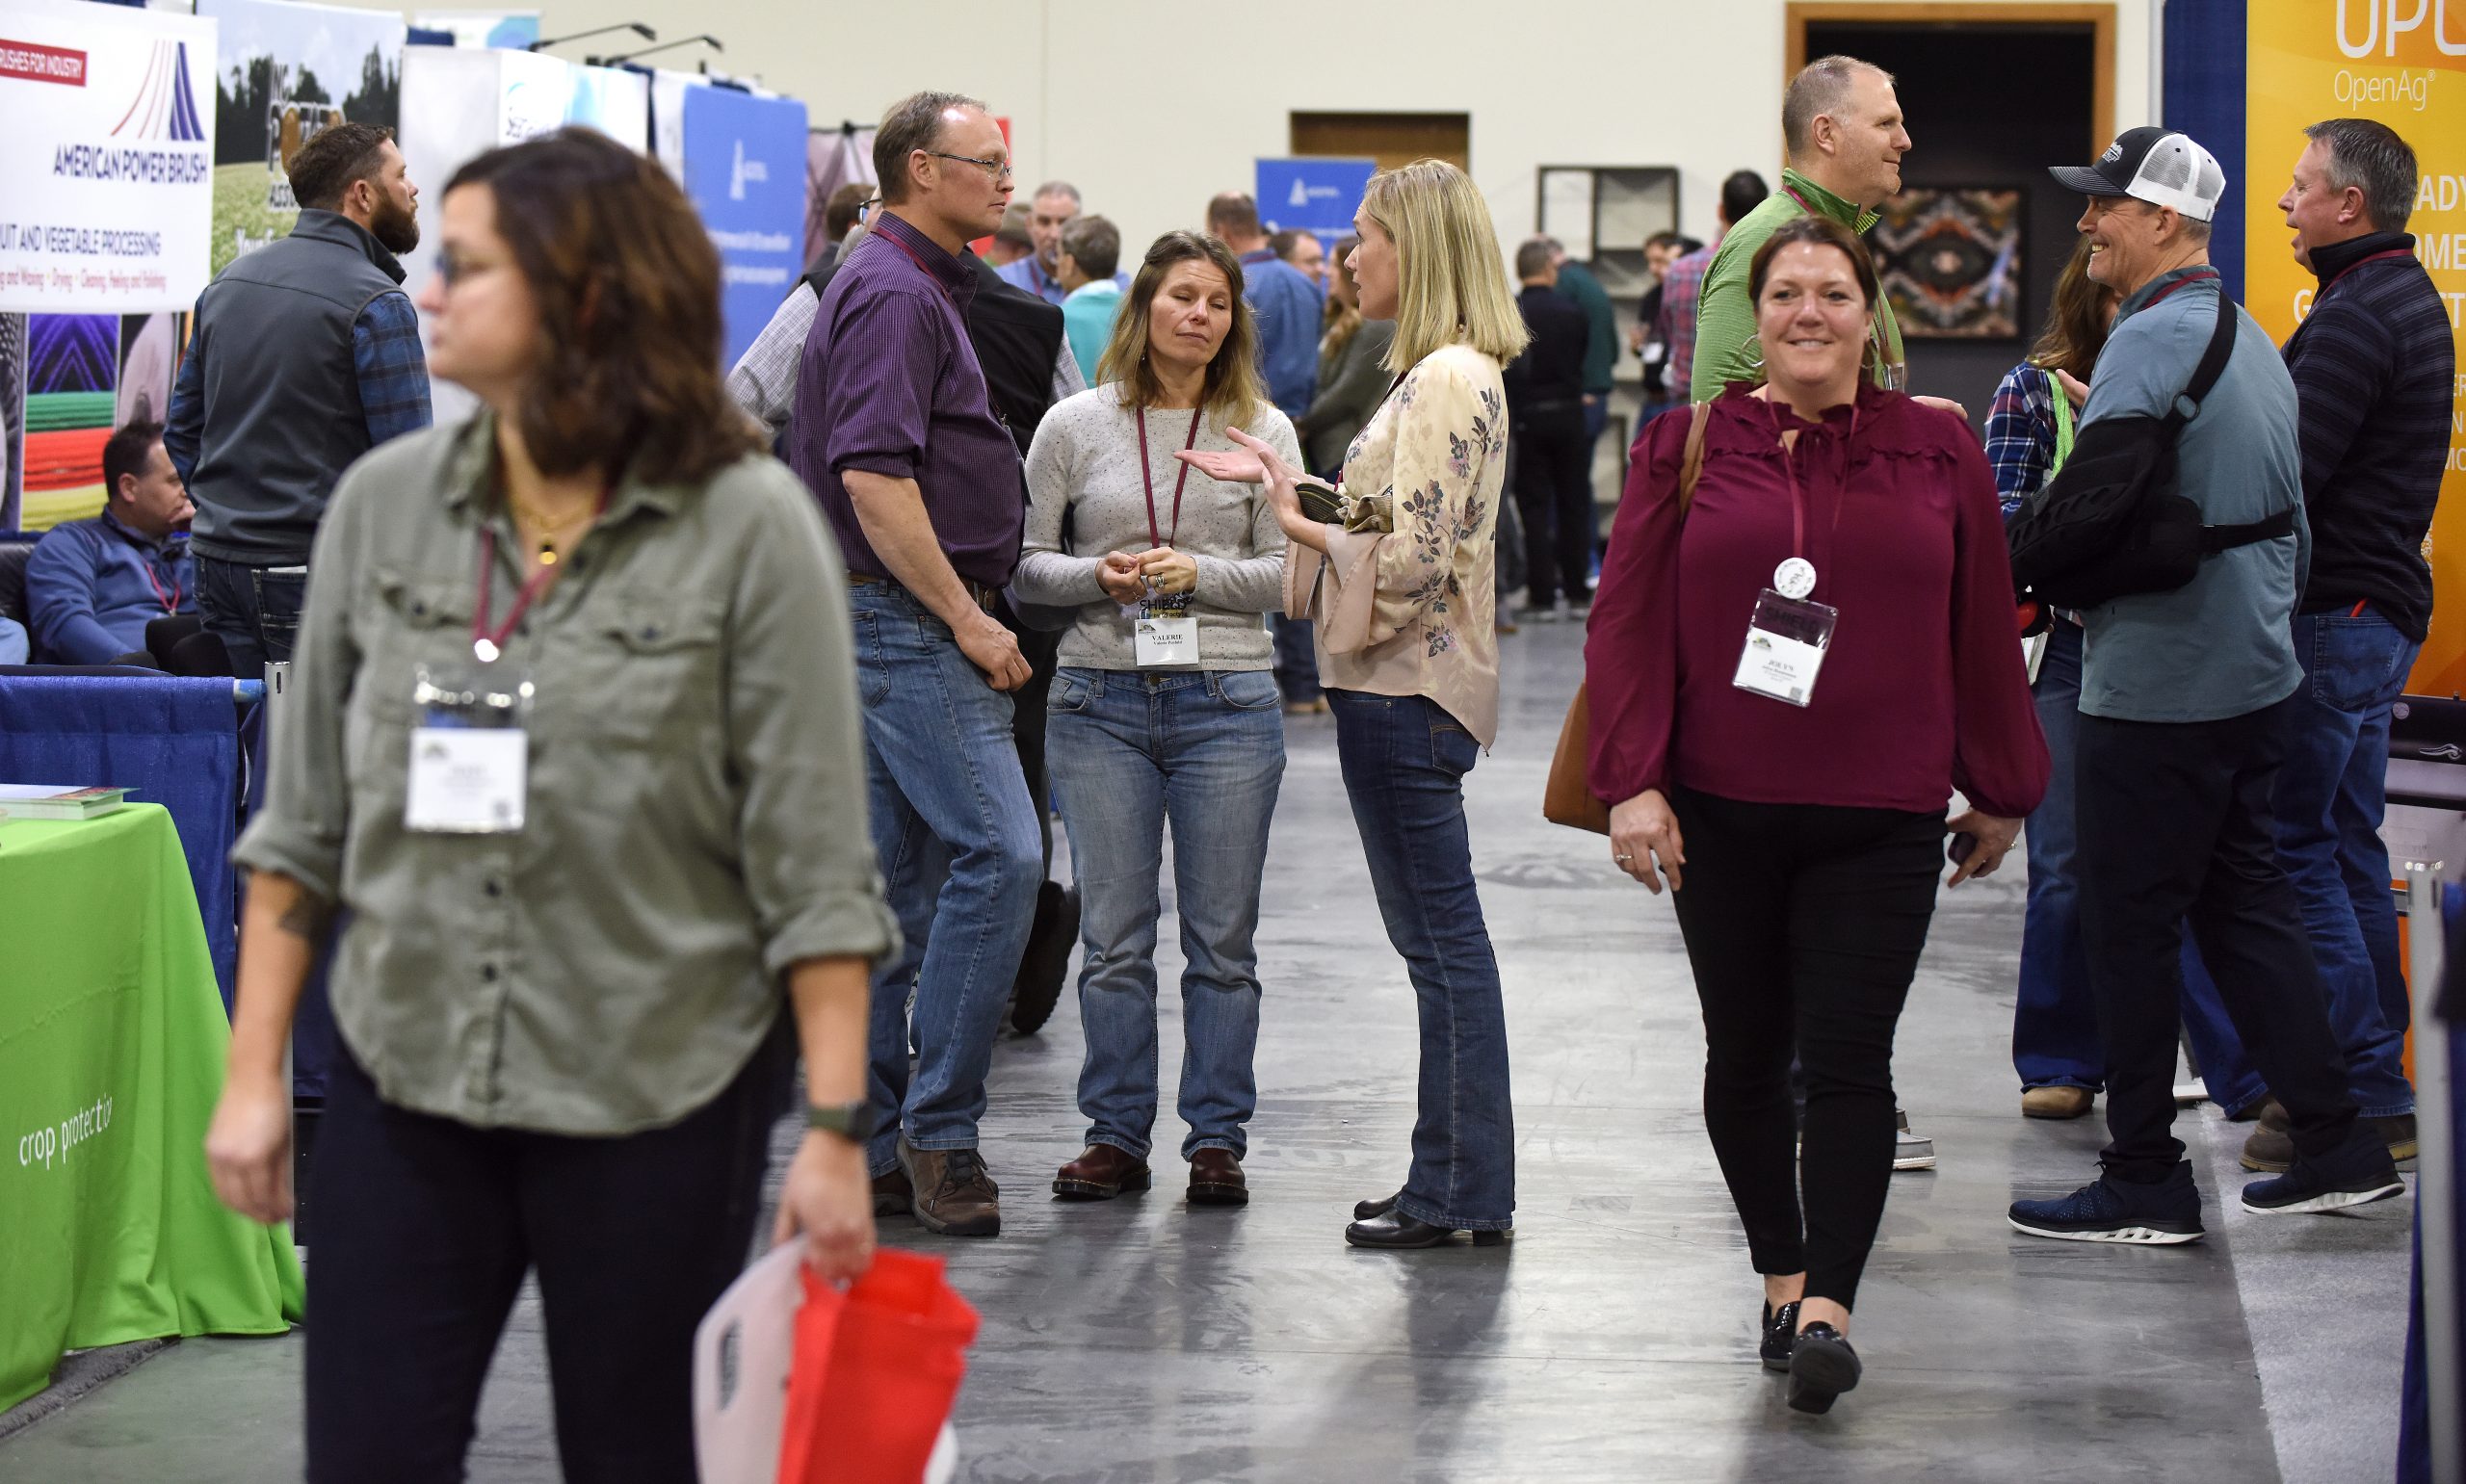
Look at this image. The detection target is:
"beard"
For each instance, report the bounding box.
[369,195,421,255]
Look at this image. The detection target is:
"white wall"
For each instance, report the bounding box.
[357,0,2152,259]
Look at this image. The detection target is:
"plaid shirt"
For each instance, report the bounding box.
[350,292,433,447]
[1654,240,1716,401]
[1984,363,2057,521]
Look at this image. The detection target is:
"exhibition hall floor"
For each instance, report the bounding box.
[0,623,2414,1483]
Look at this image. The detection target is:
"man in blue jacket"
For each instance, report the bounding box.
[27,419,195,664]
[1207,191,1324,417]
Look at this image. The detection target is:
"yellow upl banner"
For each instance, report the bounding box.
[2247,4,2466,692]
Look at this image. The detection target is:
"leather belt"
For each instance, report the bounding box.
[847,571,1000,612]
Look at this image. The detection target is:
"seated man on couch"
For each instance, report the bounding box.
[27,419,196,664]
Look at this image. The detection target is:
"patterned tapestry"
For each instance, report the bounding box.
[1871,189,2023,340]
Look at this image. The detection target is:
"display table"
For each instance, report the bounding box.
[0,805,303,1412]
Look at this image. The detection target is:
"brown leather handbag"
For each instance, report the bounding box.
[1543,401,1712,834]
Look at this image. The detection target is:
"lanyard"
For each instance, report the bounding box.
[874,226,959,309]
[2141,267,2221,309]
[471,490,608,663]
[141,559,180,616]
[1765,400,1858,571]
[1136,405,1203,548]
[2320,247,2412,297]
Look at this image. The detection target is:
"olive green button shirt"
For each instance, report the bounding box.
[1689,169,1906,403]
[234,414,900,1136]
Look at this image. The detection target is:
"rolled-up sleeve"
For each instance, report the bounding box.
[230,466,369,899]
[723,465,901,975]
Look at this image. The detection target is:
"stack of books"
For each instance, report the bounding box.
[0,785,131,822]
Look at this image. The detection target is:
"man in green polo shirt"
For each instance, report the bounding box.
[1692,55,1911,403]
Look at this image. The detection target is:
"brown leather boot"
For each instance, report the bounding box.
[900,1140,1001,1237]
[1188,1148,1248,1206]
[871,1167,913,1216]
[1052,1143,1151,1200]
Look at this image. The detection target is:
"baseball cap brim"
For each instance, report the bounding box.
[2049,163,2128,196]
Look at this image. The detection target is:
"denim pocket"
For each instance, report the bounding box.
[1213,670,1281,712]
[1048,667,1098,715]
[1430,716,1479,776]
[2306,615,2414,715]
[850,611,893,708]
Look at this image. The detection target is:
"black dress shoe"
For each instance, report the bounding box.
[1786,1322,1861,1414]
[1758,1300,1800,1372]
[1354,1190,1400,1221]
[1344,1210,1509,1249]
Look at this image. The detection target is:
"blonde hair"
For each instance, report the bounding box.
[1359,160,1530,374]
[1095,230,1268,426]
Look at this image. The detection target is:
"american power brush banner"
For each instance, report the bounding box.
[0,0,216,315]
[2246,3,2466,692]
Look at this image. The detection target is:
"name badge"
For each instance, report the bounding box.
[1732,589,1838,709]
[1135,614,1200,668]
[404,662,532,834]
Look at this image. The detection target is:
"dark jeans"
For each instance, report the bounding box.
[194,554,307,676]
[303,1028,790,1484]
[1512,404,1593,608]
[2076,696,2364,1182]
[1271,614,1321,704]
[997,600,1063,870]
[1666,786,1943,1309]
[1328,689,1513,1229]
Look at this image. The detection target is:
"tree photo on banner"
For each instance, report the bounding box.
[196,0,404,276]
[2246,5,2466,693]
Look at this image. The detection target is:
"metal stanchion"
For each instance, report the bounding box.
[261,660,300,1251]
[2405,862,2459,1484]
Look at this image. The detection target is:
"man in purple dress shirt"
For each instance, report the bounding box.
[787,91,1040,1239]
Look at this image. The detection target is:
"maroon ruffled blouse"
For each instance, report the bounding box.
[1584,383,2049,820]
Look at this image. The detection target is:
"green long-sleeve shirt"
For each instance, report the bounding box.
[1689,168,1906,403]
[1553,259,1619,396]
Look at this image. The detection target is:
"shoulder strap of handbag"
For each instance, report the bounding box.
[1676,400,1712,519]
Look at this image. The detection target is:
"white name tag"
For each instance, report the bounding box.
[405,727,528,833]
[1731,590,1838,709]
[1135,614,1200,668]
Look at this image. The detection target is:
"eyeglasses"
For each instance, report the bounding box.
[925,150,1013,183]
[854,197,882,221]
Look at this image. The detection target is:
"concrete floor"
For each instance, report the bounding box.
[0,621,2416,1482]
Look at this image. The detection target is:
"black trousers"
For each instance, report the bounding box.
[1510,405,1593,608]
[2075,696,2363,1182]
[1666,787,1943,1309]
[303,1027,792,1484]
[997,599,1062,871]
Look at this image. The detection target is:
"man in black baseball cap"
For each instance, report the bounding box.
[2009,126,2405,1248]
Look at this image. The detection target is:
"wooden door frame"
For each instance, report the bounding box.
[1786,3,2114,157]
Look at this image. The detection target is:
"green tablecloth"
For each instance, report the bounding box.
[0,805,303,1412]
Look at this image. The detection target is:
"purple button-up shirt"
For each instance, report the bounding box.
[790,211,1025,588]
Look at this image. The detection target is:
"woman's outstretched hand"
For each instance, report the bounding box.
[1184,429,1327,552]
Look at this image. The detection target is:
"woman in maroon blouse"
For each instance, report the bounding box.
[1584,215,2047,1415]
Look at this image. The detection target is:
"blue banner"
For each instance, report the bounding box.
[680,87,808,367]
[1253,158,1377,236]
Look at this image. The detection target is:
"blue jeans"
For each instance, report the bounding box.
[851,586,1043,1174]
[1271,616,1321,703]
[2014,622,2100,1090]
[1047,667,1285,1159]
[2191,609,2419,1118]
[1328,689,1514,1229]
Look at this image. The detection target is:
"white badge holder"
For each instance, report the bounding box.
[1732,589,1838,709]
[404,662,534,833]
[1132,592,1199,669]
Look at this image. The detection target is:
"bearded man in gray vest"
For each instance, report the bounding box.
[165,121,432,674]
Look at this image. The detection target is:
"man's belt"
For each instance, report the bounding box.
[847,571,1000,612]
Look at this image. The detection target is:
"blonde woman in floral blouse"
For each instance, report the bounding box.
[1182,158,1528,1249]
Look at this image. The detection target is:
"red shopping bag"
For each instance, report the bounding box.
[776,1248,979,1484]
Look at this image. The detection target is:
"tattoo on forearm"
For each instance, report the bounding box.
[275,892,334,942]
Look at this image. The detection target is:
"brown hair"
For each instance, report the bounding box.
[874,91,985,205]
[444,128,760,486]
[1097,231,1266,424]
[2027,236,2116,379]
[1322,233,1363,359]
[1747,213,1880,308]
[287,121,393,211]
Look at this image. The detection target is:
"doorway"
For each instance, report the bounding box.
[1787,4,2114,423]
[1289,113,1470,172]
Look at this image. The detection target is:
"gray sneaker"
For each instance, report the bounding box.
[900,1138,1002,1237]
[1893,1109,1935,1171]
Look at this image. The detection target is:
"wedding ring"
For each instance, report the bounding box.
[1614,853,1634,863]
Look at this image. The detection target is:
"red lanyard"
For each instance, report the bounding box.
[141,558,180,615]
[471,492,607,663]
[2320,247,2412,297]
[1765,400,1858,569]
[875,225,959,309]
[1137,406,1203,548]
[2142,267,2221,309]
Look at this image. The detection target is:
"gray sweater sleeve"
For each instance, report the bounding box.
[1191,413,1299,614]
[1013,407,1109,606]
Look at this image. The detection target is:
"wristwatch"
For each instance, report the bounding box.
[804,1099,876,1143]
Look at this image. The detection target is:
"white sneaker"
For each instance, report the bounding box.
[1893,1109,1935,1171]
[2173,1078,2210,1106]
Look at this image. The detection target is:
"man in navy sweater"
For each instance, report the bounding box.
[2233,118,2456,1175]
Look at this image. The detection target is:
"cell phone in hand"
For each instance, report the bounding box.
[1948,833,1978,866]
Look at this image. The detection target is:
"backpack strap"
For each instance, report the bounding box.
[2168,288,2240,428]
[1676,400,1712,518]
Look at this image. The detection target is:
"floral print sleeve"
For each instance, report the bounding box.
[1298,350,1508,658]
